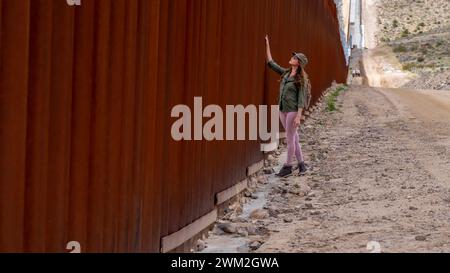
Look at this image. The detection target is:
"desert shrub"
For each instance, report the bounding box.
[393,45,407,53]
[326,85,348,112]
[402,63,416,71]
[393,20,399,28]
[401,29,410,37]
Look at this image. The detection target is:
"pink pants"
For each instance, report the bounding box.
[280,112,304,165]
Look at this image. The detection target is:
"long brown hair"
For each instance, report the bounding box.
[281,65,309,88]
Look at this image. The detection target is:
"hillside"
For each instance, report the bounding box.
[376,0,450,90]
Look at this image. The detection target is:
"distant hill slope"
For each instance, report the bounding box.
[376,0,450,90]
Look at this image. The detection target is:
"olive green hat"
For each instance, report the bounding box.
[292,52,308,67]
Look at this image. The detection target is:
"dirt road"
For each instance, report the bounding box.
[362,46,417,88]
[362,0,378,49]
[256,84,450,253]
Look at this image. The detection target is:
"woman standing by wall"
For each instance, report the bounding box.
[265,35,311,177]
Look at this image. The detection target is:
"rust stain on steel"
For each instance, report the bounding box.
[0,0,347,252]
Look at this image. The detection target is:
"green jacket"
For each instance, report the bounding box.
[268,60,307,113]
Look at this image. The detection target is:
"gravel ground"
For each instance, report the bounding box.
[200,84,450,253]
[404,70,450,90]
[256,84,450,253]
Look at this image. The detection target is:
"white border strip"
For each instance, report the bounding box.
[246,160,264,176]
[260,141,278,153]
[161,209,218,253]
[215,179,249,205]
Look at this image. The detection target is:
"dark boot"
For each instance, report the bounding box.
[276,165,293,178]
[298,162,307,175]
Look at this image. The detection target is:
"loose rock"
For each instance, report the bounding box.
[250,209,269,220]
[415,235,427,241]
[195,239,207,252]
[249,241,262,251]
[217,222,237,234]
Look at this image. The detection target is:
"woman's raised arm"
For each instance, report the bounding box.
[265,35,273,62]
[265,35,287,75]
